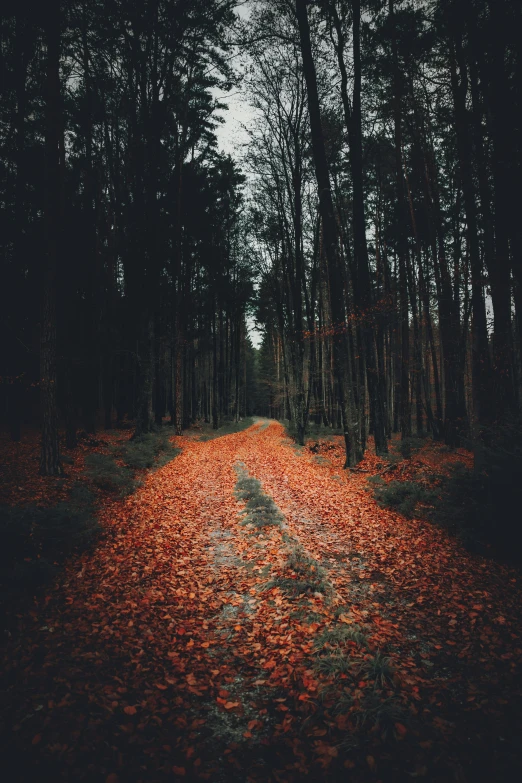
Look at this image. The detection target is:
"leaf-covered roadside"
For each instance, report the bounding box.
[1,421,521,781]
[0,427,179,627]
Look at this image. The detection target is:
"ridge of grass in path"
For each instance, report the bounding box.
[233,463,335,597]
[231,461,408,750]
[234,463,284,530]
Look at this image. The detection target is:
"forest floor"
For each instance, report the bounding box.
[1,420,521,782]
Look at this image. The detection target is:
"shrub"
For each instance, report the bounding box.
[373,480,436,518]
[431,445,522,556]
[84,454,138,497]
[119,430,179,470]
[313,653,355,678]
[395,436,425,460]
[314,624,368,652]
[371,416,522,559]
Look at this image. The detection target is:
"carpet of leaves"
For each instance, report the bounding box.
[1,420,521,782]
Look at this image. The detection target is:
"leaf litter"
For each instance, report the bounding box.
[1,420,521,781]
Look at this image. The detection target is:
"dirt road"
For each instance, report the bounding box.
[2,420,521,782]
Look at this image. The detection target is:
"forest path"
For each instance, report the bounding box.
[1,421,522,782]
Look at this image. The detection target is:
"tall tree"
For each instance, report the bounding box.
[39,0,63,475]
[295,0,359,466]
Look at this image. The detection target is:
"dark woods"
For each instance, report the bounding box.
[1,0,254,475]
[247,1,521,471]
[1,1,521,499]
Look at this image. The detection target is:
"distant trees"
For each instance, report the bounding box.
[246,0,522,465]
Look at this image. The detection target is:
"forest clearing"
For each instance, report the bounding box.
[1,420,521,782]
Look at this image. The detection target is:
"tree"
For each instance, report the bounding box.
[39,0,63,476]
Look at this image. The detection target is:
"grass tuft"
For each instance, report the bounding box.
[313,653,356,678]
[362,651,396,689]
[314,623,368,652]
[268,546,331,596]
[234,466,284,530]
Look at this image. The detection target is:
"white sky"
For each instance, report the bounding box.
[213,3,263,347]
[213,2,253,160]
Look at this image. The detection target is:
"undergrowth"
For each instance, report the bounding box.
[0,483,100,625]
[117,429,180,470]
[84,454,139,497]
[0,427,181,629]
[371,477,436,519]
[314,624,369,651]
[369,416,522,560]
[354,693,404,740]
[86,429,180,497]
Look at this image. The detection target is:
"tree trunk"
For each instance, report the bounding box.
[134,313,155,436]
[40,0,63,476]
[332,0,388,455]
[486,0,516,414]
[296,0,358,467]
[389,0,411,440]
[449,18,491,432]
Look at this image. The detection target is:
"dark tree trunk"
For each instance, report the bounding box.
[389,0,411,440]
[449,16,492,431]
[65,360,77,449]
[296,0,358,467]
[134,314,154,436]
[9,9,29,443]
[212,306,219,430]
[40,0,63,476]
[486,0,516,414]
[332,0,388,455]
